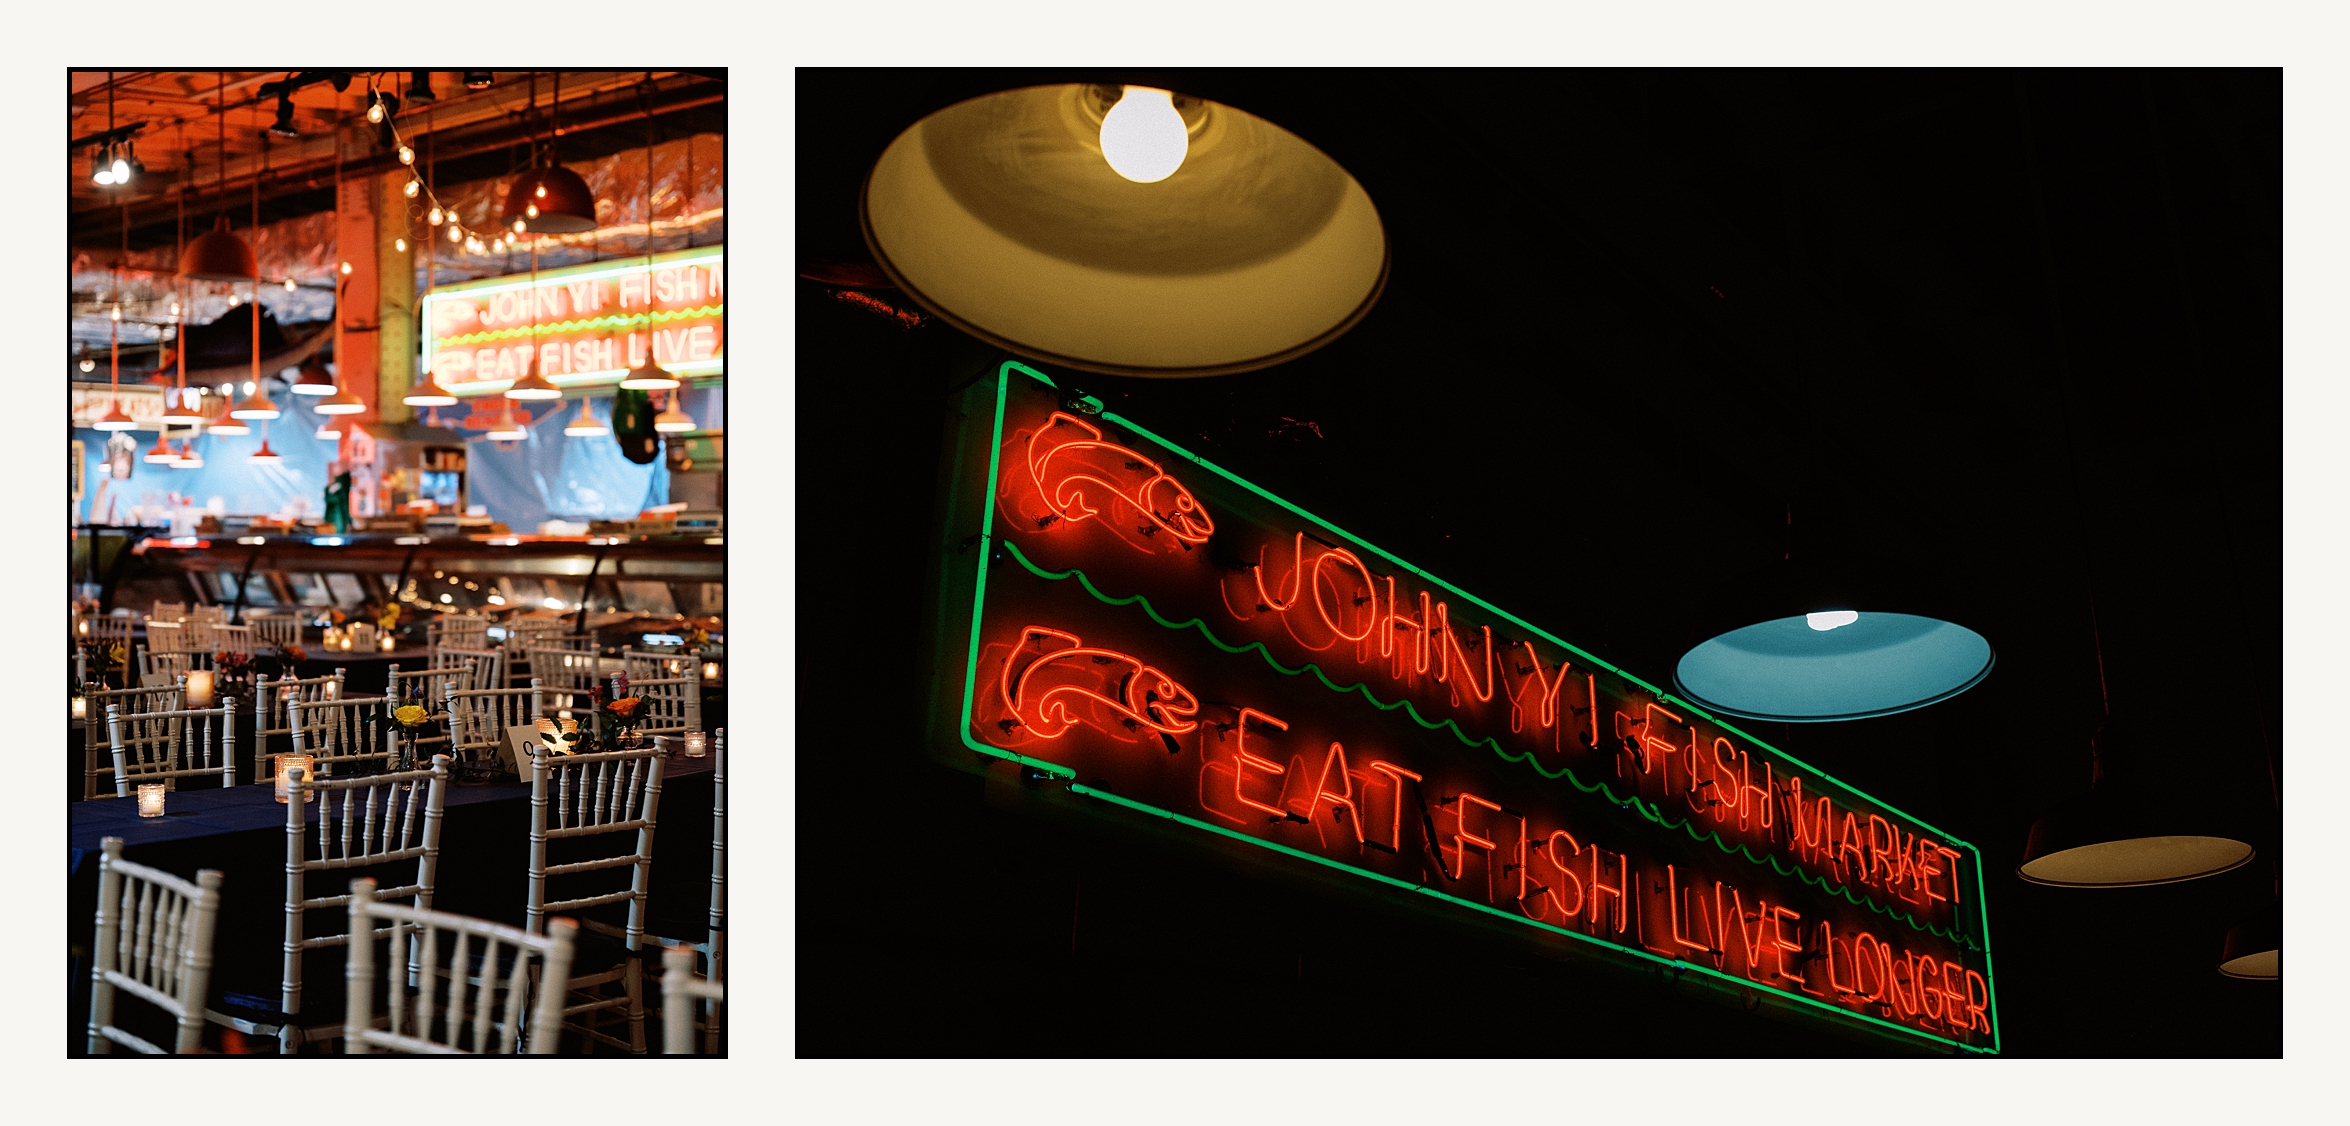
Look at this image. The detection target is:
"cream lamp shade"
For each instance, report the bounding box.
[862,83,1388,378]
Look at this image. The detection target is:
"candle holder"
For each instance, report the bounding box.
[274,753,316,804]
[72,694,87,720]
[184,669,216,709]
[684,731,709,758]
[137,783,167,818]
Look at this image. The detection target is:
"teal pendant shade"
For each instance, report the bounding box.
[1674,611,1994,723]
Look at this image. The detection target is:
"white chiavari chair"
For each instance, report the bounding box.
[82,681,183,800]
[387,662,479,761]
[203,622,256,656]
[442,681,547,773]
[501,618,575,687]
[106,698,237,796]
[187,604,226,625]
[660,945,723,1055]
[530,644,604,711]
[650,728,724,1055]
[287,694,395,779]
[622,647,694,685]
[142,619,193,652]
[134,646,205,684]
[147,601,188,622]
[78,614,136,681]
[620,672,701,740]
[254,669,347,783]
[527,743,666,1054]
[249,613,303,650]
[200,757,450,1055]
[431,612,491,655]
[433,644,507,690]
[343,877,577,1055]
[86,839,225,1056]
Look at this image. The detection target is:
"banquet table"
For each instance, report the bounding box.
[66,752,718,1054]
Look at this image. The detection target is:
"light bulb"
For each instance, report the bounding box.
[169,300,179,316]
[340,262,352,275]
[395,238,408,252]
[243,381,256,395]
[428,206,443,225]
[219,383,234,396]
[111,155,130,181]
[227,294,239,307]
[404,179,420,198]
[449,225,462,243]
[398,145,415,165]
[79,358,94,372]
[284,278,298,291]
[1099,86,1189,183]
[110,305,120,321]
[525,204,539,218]
[1806,610,1861,632]
[512,218,527,234]
[367,102,386,123]
[535,185,547,198]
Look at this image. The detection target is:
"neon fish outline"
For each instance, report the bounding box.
[999,626,1201,740]
[1026,412,1215,543]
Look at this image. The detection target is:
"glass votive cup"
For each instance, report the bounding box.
[184,669,216,709]
[72,695,87,720]
[274,753,316,804]
[683,731,708,758]
[137,783,167,818]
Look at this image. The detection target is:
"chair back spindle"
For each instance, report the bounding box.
[87,838,224,1055]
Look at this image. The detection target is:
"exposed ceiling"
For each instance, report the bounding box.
[68,70,724,254]
[795,69,2280,1056]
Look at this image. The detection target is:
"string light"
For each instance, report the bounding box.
[367,101,386,124]
[404,179,421,198]
[428,206,443,225]
[284,278,297,291]
[340,262,353,275]
[398,145,415,165]
[394,238,407,252]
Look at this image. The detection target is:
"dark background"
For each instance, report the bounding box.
[795,69,2280,1057]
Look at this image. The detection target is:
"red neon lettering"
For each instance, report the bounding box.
[1517,642,1570,730]
[1586,846,1628,935]
[1914,953,1946,1024]
[1823,922,1858,996]
[1306,742,1364,844]
[1937,846,1965,905]
[1309,549,1378,643]
[1666,865,1711,953]
[1849,932,1885,1003]
[1642,702,1686,778]
[999,626,1202,741]
[1231,708,1291,820]
[1738,751,1773,833]
[1963,969,1992,1034]
[1252,533,1306,612]
[1866,815,1895,886]
[1721,887,1771,982]
[1448,791,1503,884]
[1769,906,1804,985]
[1379,578,1432,675]
[1025,412,1216,545]
[1431,603,1496,703]
[1543,831,1585,918]
[1366,761,1423,854]
[1836,813,1868,883]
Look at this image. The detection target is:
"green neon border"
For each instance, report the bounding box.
[952,360,1997,1055]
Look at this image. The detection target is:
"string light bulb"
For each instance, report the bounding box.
[367,101,385,124]
[227,293,239,307]
[512,218,527,234]
[284,278,298,291]
[535,185,547,198]
[449,225,462,243]
[398,145,415,165]
[404,179,420,198]
[394,238,407,252]
[428,206,443,225]
[340,262,352,275]
[526,204,539,218]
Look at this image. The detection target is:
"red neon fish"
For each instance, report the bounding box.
[1000,626,1201,740]
[1025,412,1215,544]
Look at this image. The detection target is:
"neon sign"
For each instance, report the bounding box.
[417,245,724,397]
[935,361,1999,1053]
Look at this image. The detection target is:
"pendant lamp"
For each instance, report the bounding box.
[94,286,138,430]
[616,74,679,391]
[2217,901,2280,980]
[315,420,342,440]
[290,355,336,395]
[250,438,282,464]
[486,404,530,442]
[653,389,695,432]
[500,73,599,234]
[563,397,608,437]
[862,82,1389,377]
[93,401,138,430]
[172,441,203,469]
[179,74,258,282]
[207,414,250,436]
[405,372,458,406]
[143,432,178,463]
[1671,554,1992,724]
[229,385,281,420]
[506,364,562,400]
[161,388,205,425]
[315,382,368,415]
[2016,718,2256,888]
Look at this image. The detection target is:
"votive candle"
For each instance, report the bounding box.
[274,753,316,804]
[72,695,87,720]
[683,731,708,758]
[184,669,216,709]
[137,783,167,818]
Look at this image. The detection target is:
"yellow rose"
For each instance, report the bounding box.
[393,705,430,727]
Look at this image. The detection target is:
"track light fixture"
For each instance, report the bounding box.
[269,92,299,138]
[405,71,435,104]
[464,71,493,90]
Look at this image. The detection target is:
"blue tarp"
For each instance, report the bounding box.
[73,390,349,525]
[463,394,677,531]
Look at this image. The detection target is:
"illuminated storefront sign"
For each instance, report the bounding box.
[938,361,1999,1053]
[418,245,724,397]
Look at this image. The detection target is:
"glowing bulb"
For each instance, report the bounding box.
[112,155,130,181]
[94,168,114,186]
[79,358,94,372]
[398,145,415,165]
[219,383,234,396]
[110,305,120,321]
[169,300,179,316]
[243,381,256,395]
[440,593,453,604]
[428,206,444,225]
[512,218,527,234]
[1099,86,1189,183]
[404,179,420,198]
[367,102,385,124]
[1806,610,1861,632]
[525,204,538,218]
[449,225,462,243]
[395,238,407,252]
[227,294,239,306]
[535,185,547,198]
[340,262,352,275]
[284,278,298,291]
[543,597,564,610]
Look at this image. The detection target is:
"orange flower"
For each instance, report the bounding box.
[606,697,643,719]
